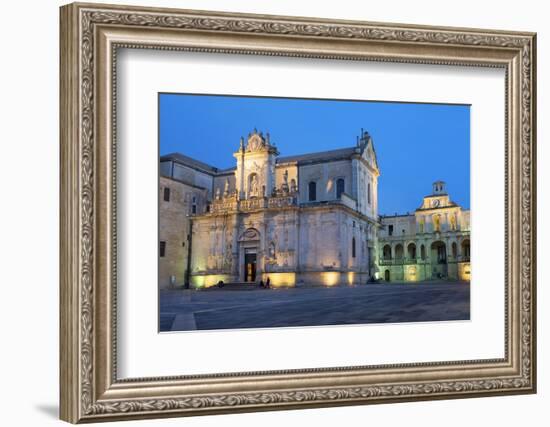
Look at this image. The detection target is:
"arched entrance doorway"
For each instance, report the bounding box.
[244,249,257,282]
[239,228,261,283]
[384,269,391,282]
[430,241,447,279]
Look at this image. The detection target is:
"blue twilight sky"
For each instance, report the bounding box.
[159,93,470,214]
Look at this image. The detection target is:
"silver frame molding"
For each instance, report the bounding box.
[60,2,537,423]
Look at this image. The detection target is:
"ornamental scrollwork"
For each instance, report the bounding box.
[77,7,534,418]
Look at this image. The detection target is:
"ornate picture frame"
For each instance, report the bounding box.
[60,2,536,423]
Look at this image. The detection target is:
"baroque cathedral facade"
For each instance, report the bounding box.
[159,129,470,288]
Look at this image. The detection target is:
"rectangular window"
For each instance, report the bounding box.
[336,178,345,199]
[159,241,166,257]
[388,225,394,236]
[192,204,197,214]
[308,181,317,201]
[163,187,170,202]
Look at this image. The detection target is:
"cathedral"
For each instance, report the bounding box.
[158,129,470,288]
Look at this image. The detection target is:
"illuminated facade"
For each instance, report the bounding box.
[159,129,380,288]
[377,181,471,282]
[158,176,207,289]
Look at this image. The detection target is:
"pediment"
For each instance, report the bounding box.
[361,138,379,171]
[247,133,266,152]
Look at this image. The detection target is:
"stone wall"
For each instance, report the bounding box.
[298,160,353,203]
[189,204,374,288]
[159,176,207,289]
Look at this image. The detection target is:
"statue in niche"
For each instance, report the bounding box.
[450,213,457,231]
[249,174,259,197]
[215,187,221,200]
[225,241,233,266]
[223,178,230,197]
[290,178,297,193]
[433,214,441,232]
[269,242,276,258]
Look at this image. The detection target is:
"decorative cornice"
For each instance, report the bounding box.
[87,376,529,415]
[83,9,532,49]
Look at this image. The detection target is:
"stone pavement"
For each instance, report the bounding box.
[159,282,470,332]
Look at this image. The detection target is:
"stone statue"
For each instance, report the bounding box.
[225,241,233,266]
[290,178,297,193]
[224,178,230,197]
[251,175,259,197]
[450,213,457,230]
[282,169,289,193]
[433,215,441,232]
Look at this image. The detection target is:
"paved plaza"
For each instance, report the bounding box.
[159,282,470,332]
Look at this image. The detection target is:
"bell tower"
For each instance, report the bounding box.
[433,180,447,195]
[233,129,279,200]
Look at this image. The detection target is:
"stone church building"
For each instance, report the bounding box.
[159,129,470,288]
[160,129,379,288]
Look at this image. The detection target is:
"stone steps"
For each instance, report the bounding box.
[203,281,260,291]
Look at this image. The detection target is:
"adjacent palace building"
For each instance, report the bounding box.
[159,129,470,289]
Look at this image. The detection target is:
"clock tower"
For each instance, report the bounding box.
[433,180,447,195]
[415,180,462,234]
[418,180,453,210]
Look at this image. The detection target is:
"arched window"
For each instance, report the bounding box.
[431,241,447,263]
[336,178,345,199]
[407,243,416,259]
[461,239,470,259]
[382,244,392,260]
[308,181,317,201]
[351,237,356,258]
[395,244,404,260]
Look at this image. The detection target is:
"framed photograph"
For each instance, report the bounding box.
[60,2,537,423]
